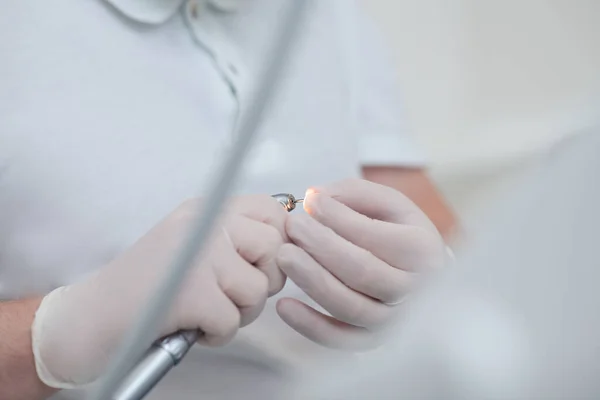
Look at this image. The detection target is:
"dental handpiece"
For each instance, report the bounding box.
[111,193,303,400]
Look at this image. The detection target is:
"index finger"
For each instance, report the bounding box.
[302,193,443,272]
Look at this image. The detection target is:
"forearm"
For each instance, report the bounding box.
[0,297,56,400]
[362,166,458,242]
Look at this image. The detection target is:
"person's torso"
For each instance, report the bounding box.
[0,1,361,398]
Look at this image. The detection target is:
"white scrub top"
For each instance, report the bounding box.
[0,1,426,399]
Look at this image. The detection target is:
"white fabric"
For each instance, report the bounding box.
[0,1,425,398]
[105,0,182,23]
[105,0,244,24]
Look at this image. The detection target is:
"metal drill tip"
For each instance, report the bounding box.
[295,198,304,204]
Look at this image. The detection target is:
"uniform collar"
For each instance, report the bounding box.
[105,0,241,24]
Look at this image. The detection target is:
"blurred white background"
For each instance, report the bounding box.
[362,0,600,226]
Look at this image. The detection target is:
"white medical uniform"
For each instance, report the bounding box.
[0,0,426,398]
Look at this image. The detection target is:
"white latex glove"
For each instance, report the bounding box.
[31,195,288,389]
[276,179,446,350]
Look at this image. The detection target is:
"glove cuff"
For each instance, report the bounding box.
[32,286,82,390]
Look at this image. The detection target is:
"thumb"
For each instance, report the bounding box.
[311,179,434,229]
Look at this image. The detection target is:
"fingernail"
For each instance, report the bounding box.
[305,187,320,196]
[303,188,317,214]
[304,191,328,216]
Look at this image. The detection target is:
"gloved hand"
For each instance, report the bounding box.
[31,195,289,389]
[276,179,446,350]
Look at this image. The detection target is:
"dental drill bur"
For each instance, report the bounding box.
[111,193,302,400]
[272,193,303,211]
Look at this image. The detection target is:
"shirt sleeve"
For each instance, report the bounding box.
[344,3,428,168]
